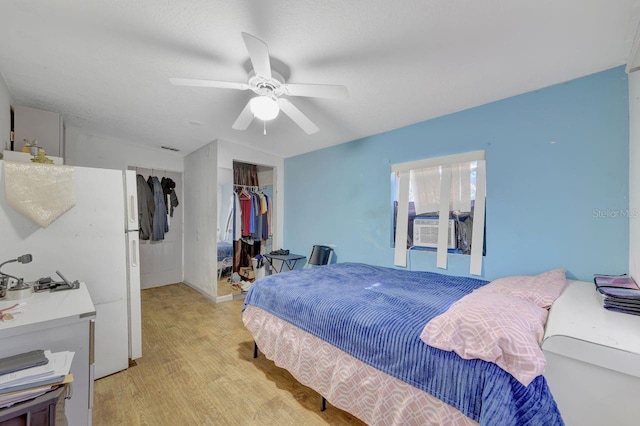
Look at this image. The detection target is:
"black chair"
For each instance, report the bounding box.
[307,245,334,267]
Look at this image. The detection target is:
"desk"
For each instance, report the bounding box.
[0,285,96,426]
[264,254,306,273]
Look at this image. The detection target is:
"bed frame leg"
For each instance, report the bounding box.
[321,396,327,411]
[253,341,258,359]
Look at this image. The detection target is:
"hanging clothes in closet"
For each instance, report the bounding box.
[161,177,179,217]
[232,186,272,242]
[230,185,273,271]
[225,191,243,272]
[148,176,168,241]
[137,174,154,240]
[135,170,181,242]
[239,189,253,237]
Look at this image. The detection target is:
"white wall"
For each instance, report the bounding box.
[0,73,12,151]
[217,139,285,251]
[183,141,217,297]
[630,71,640,281]
[65,126,183,172]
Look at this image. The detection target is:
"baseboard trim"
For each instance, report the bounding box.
[181,280,217,303]
[216,294,233,303]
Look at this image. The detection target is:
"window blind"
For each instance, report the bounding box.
[392,151,485,276]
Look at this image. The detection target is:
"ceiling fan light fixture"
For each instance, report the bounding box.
[250,96,279,121]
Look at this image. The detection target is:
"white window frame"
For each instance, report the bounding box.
[391,150,486,275]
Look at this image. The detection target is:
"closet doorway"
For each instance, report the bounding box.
[217,161,274,300]
[131,167,184,289]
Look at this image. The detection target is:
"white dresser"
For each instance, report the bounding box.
[0,285,96,426]
[543,280,640,426]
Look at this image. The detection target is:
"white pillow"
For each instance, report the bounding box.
[421,292,548,386]
[474,269,567,309]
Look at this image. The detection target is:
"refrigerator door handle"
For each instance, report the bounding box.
[129,195,137,225]
[131,239,138,267]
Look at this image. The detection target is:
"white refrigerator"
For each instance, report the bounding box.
[0,162,142,379]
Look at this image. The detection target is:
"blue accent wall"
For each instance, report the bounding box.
[284,67,629,281]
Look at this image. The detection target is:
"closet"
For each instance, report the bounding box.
[131,166,184,289]
[217,161,274,300]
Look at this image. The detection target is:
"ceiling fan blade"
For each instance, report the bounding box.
[242,32,272,80]
[169,78,249,91]
[281,83,349,99]
[277,98,319,135]
[232,100,255,130]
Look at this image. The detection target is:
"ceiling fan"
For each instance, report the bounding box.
[169,32,349,135]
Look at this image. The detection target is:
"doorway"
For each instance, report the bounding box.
[131,167,184,289]
[217,161,274,300]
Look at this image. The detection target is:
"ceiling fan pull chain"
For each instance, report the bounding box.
[263,121,267,136]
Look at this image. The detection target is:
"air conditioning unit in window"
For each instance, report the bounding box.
[413,217,456,249]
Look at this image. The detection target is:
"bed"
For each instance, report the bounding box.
[242,262,563,425]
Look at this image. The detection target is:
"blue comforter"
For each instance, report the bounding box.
[244,262,563,425]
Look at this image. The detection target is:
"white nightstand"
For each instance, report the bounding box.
[543,280,640,426]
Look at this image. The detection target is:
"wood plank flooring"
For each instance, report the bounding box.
[93,283,365,425]
[217,277,242,299]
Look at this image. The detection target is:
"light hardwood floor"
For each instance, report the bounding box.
[93,283,365,425]
[217,277,242,299]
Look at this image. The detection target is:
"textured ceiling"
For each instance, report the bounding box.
[0,0,639,158]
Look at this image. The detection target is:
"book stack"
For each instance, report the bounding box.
[594,274,640,316]
[0,349,74,409]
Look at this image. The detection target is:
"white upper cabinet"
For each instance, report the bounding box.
[14,105,64,158]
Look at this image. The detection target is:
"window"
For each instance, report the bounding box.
[391,162,478,251]
[390,151,486,275]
